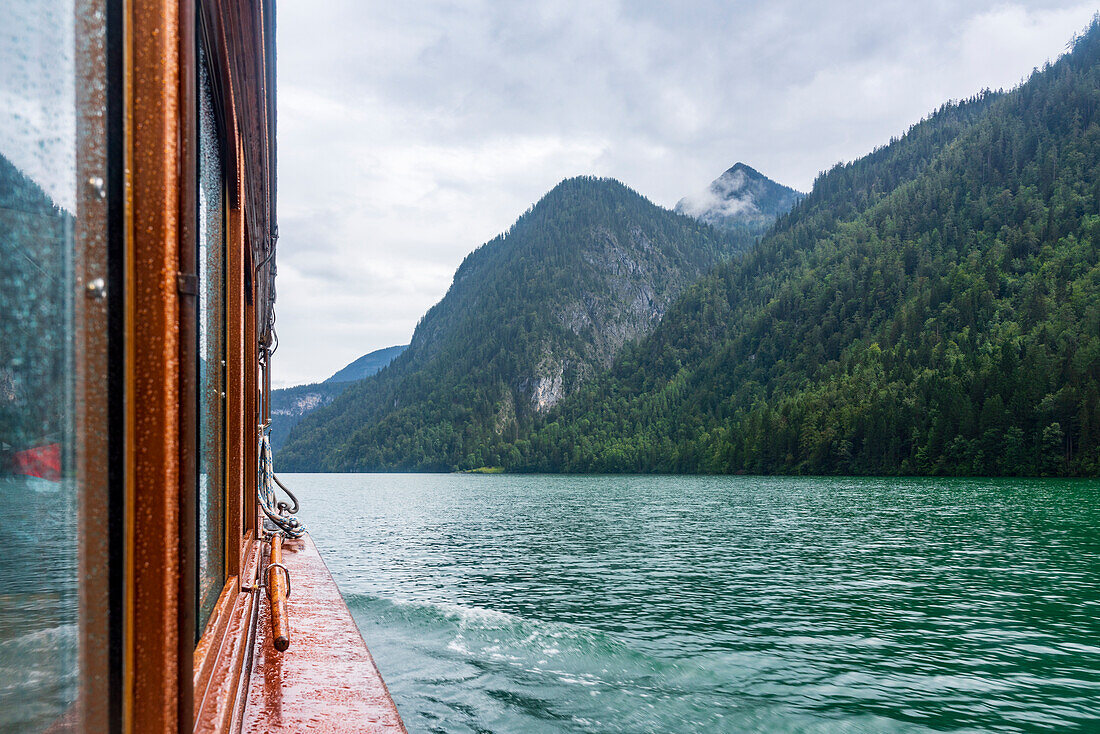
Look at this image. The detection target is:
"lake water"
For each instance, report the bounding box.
[0,477,79,732]
[286,474,1100,733]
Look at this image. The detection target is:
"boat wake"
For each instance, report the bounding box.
[0,623,78,730]
[340,593,923,734]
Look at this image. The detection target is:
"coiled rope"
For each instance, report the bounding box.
[258,429,305,538]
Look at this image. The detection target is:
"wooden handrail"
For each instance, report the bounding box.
[268,536,290,651]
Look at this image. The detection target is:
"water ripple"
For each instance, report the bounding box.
[290,474,1100,733]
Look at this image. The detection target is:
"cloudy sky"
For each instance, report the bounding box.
[274,0,1097,387]
[0,1,76,211]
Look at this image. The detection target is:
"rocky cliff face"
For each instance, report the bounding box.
[523,359,565,413]
[518,222,700,413]
[273,389,332,418]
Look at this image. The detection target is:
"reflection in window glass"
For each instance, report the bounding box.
[198,41,227,638]
[0,0,83,729]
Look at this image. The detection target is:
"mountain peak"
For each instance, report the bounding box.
[675,163,803,232]
[723,161,760,176]
[536,176,639,209]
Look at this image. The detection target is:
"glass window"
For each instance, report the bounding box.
[197,41,227,638]
[0,0,92,728]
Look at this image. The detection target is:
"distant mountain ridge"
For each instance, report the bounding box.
[325,345,407,384]
[268,344,407,451]
[675,162,803,233]
[278,176,741,471]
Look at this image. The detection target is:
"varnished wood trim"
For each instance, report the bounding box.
[121,0,135,728]
[226,565,261,734]
[121,0,274,729]
[192,578,237,710]
[75,0,112,728]
[177,0,199,731]
[128,0,185,730]
[268,537,289,651]
[193,541,261,733]
[226,136,246,578]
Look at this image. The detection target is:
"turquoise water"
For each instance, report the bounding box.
[0,477,79,731]
[286,474,1100,733]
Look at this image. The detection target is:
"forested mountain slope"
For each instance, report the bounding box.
[279,177,737,471]
[0,154,70,463]
[507,21,1100,477]
[268,345,407,451]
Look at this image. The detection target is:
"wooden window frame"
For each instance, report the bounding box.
[74,0,124,730]
[190,2,264,731]
[124,0,272,729]
[194,28,231,643]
